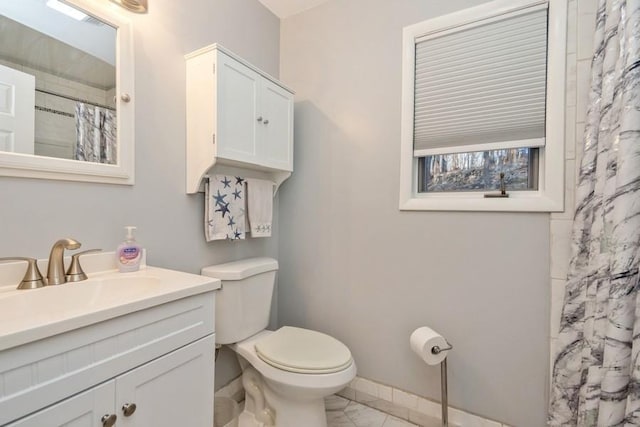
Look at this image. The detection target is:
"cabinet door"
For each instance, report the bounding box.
[260,79,294,171]
[216,52,261,164]
[7,381,115,427]
[115,336,215,427]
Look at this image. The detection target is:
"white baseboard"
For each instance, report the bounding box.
[343,376,510,427]
[215,375,511,427]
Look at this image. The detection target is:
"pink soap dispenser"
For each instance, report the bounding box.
[117,226,142,272]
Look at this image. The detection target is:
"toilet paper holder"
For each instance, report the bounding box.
[434,342,452,427]
[431,343,453,355]
[410,327,452,427]
[438,346,452,427]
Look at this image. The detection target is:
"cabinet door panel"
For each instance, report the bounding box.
[7,381,115,427]
[115,336,215,427]
[261,79,293,170]
[217,52,260,163]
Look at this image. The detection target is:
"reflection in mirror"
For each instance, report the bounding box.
[0,0,117,164]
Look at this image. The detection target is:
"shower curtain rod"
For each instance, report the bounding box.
[36,88,116,111]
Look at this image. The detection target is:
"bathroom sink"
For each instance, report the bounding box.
[90,274,162,288]
[0,266,221,351]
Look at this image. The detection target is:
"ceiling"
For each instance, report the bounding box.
[257,0,331,18]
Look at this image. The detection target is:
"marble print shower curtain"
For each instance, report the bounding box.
[74,102,117,164]
[548,0,640,425]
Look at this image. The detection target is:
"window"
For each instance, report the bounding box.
[418,148,538,193]
[399,0,567,212]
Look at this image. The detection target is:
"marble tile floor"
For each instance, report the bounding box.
[325,395,441,427]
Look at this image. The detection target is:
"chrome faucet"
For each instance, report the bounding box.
[47,238,81,285]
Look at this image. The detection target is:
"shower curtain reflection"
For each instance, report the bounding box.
[74,102,117,164]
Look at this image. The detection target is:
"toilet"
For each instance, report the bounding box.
[201,258,356,427]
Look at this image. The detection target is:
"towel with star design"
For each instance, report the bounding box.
[205,175,246,241]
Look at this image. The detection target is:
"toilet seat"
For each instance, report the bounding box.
[254,326,353,374]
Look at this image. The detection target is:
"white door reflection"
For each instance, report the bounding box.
[0,64,35,154]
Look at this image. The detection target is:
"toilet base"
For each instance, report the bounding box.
[237,397,328,427]
[237,400,326,427]
[229,331,356,427]
[238,365,329,427]
[237,411,267,427]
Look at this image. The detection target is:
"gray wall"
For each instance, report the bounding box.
[0,0,279,390]
[278,1,550,425]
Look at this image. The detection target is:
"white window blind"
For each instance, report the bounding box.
[413,5,548,157]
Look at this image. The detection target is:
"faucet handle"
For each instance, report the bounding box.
[0,257,46,290]
[66,249,102,282]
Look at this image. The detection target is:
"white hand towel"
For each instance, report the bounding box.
[246,178,274,238]
[205,175,246,241]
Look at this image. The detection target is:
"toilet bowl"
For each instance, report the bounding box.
[232,329,356,427]
[201,258,356,427]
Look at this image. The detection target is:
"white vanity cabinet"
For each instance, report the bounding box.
[6,382,115,427]
[186,44,294,194]
[114,336,213,427]
[0,291,216,427]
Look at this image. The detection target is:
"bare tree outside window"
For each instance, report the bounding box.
[418,148,538,192]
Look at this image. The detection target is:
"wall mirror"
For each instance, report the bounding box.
[0,0,134,185]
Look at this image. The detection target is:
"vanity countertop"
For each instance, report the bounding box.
[0,266,220,352]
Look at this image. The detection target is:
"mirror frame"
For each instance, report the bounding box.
[0,0,134,185]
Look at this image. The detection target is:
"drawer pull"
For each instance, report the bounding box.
[101,414,117,427]
[122,402,137,417]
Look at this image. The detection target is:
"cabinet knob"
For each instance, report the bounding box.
[263,119,269,125]
[101,414,117,427]
[122,402,137,417]
[121,93,131,103]
[257,116,263,122]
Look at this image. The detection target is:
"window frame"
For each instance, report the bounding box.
[399,0,567,212]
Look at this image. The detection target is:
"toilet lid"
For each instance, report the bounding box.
[255,327,353,374]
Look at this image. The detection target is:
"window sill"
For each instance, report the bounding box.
[399,191,564,212]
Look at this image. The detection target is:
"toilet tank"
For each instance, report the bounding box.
[201,257,278,344]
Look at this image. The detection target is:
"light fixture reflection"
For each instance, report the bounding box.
[46,0,88,20]
[109,0,148,13]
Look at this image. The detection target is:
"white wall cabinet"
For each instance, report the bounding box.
[215,51,261,165]
[1,293,215,427]
[260,79,294,170]
[186,44,294,194]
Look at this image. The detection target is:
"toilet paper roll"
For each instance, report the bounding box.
[410,326,450,365]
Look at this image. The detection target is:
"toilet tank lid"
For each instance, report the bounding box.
[201,257,278,280]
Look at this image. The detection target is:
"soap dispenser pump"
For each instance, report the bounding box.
[117,226,142,272]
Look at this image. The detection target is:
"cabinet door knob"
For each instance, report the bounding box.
[122,402,137,417]
[121,93,131,103]
[263,119,269,125]
[257,116,263,122]
[101,414,117,427]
